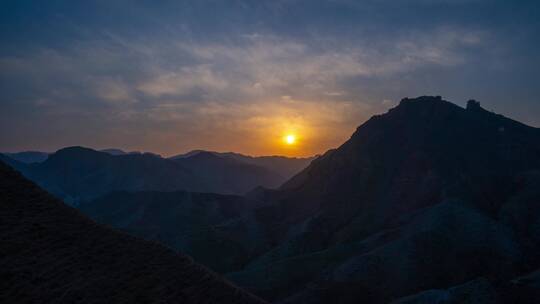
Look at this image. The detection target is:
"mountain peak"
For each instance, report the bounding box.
[365,95,536,135]
[466,99,482,111]
[45,146,111,163]
[54,146,101,155]
[282,95,540,214]
[187,150,224,161]
[399,95,443,104]
[394,95,461,112]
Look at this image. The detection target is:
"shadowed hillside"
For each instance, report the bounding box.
[227,96,540,303]
[0,160,267,304]
[80,190,264,273]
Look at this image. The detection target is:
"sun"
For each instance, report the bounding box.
[284,134,296,145]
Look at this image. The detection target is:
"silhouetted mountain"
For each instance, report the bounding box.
[6,96,538,303]
[99,148,129,155]
[171,150,315,181]
[100,148,161,157]
[100,148,129,155]
[2,151,49,163]
[4,146,286,203]
[173,152,284,194]
[0,160,266,304]
[227,96,540,303]
[172,149,209,158]
[221,152,316,180]
[5,146,204,204]
[80,190,263,273]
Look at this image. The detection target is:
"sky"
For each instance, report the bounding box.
[1,0,539,157]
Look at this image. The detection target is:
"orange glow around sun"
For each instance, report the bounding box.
[284,134,296,145]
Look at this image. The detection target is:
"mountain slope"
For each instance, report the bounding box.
[0,160,266,304]
[258,96,540,250]
[80,190,264,273]
[228,96,540,303]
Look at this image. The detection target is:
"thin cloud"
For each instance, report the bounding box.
[1,0,538,155]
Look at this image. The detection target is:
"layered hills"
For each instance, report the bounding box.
[0,160,266,304]
[3,96,539,303]
[0,147,312,203]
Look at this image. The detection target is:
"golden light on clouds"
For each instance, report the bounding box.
[160,96,374,157]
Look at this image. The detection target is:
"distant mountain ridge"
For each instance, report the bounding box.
[0,160,267,304]
[1,147,313,203]
[1,146,294,203]
[171,150,316,180]
[1,149,142,163]
[0,146,200,204]
[2,151,49,163]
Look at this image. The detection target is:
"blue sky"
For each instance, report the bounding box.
[1,0,539,156]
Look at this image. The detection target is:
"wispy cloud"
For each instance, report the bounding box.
[1,0,538,155]
[0,27,493,155]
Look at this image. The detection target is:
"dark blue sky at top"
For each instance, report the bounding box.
[1,0,539,156]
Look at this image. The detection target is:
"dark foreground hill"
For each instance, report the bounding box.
[0,160,266,304]
[227,96,540,303]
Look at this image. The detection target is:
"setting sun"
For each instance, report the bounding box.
[284,134,296,145]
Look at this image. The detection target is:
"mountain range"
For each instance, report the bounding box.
[0,147,313,204]
[2,96,539,303]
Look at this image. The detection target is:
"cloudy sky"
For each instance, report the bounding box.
[1,0,539,156]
